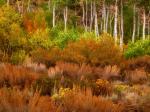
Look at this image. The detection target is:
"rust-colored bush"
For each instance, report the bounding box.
[0,87,57,112]
[102,65,121,80]
[122,56,150,73]
[0,64,40,88]
[92,79,113,96]
[61,36,122,66]
[125,68,148,84]
[59,88,123,112]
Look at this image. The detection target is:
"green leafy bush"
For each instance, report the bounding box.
[124,39,150,59]
[54,29,79,48]
[29,28,52,49]
[11,50,27,64]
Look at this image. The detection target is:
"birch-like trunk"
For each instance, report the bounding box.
[85,0,88,32]
[94,2,99,37]
[82,4,86,31]
[90,1,93,32]
[113,0,118,43]
[52,4,56,28]
[132,4,136,43]
[143,10,146,40]
[106,9,109,33]
[27,0,31,12]
[137,13,140,38]
[120,0,124,49]
[64,6,68,31]
[102,1,106,32]
[7,0,9,7]
[17,0,21,13]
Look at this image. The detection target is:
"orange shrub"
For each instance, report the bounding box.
[0,64,40,88]
[0,88,57,112]
[125,68,148,84]
[61,35,122,66]
[23,9,46,33]
[59,88,124,112]
[121,55,150,73]
[92,79,113,96]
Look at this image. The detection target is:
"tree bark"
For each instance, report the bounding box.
[102,1,106,32]
[94,2,99,37]
[82,3,86,31]
[7,0,9,7]
[143,10,146,40]
[64,6,68,31]
[132,4,136,43]
[27,0,31,12]
[85,0,88,32]
[137,13,140,38]
[113,0,118,43]
[90,1,93,32]
[106,9,109,33]
[48,0,51,11]
[52,4,56,28]
[120,0,124,49]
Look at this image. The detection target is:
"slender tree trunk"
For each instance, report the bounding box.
[48,0,51,11]
[137,13,140,38]
[113,0,118,43]
[120,0,124,49]
[143,10,146,40]
[52,4,56,28]
[90,1,93,32]
[106,9,109,33]
[27,0,31,12]
[132,4,136,43]
[82,4,86,31]
[17,0,21,13]
[7,0,9,7]
[85,0,88,32]
[94,2,99,37]
[102,1,106,32]
[64,6,68,31]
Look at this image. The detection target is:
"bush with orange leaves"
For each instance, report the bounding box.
[61,34,122,66]
[59,88,124,112]
[0,64,40,89]
[125,68,148,84]
[92,79,113,96]
[23,9,46,33]
[0,87,57,112]
[121,55,150,73]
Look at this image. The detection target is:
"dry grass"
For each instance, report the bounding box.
[0,87,57,112]
[125,68,148,84]
[0,64,40,88]
[59,88,124,112]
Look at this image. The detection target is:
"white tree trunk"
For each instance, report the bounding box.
[85,0,88,32]
[64,6,68,31]
[82,4,86,31]
[113,0,118,44]
[27,0,31,12]
[106,9,109,33]
[143,10,146,40]
[17,0,21,13]
[90,1,93,32]
[52,4,56,28]
[120,0,124,49]
[7,0,9,7]
[132,4,136,43]
[94,2,99,37]
[102,2,106,32]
